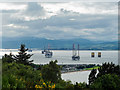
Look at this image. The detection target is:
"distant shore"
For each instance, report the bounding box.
[0,49,118,51]
[62,69,91,74]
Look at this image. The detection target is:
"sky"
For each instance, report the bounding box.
[0,2,118,41]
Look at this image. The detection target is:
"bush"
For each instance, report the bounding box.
[2,74,26,88]
[41,60,61,83]
[2,62,42,88]
[90,74,120,89]
[88,62,120,85]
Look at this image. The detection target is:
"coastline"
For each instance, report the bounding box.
[61,69,91,74]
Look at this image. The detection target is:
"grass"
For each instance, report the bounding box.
[83,66,100,70]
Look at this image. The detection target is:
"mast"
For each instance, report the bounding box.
[78,44,79,56]
[48,44,50,51]
[73,44,75,56]
[44,46,45,50]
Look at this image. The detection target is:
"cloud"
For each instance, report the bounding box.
[0,3,27,10]
[4,24,28,29]
[41,2,117,16]
[2,2,118,41]
[10,2,59,21]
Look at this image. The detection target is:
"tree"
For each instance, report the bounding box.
[14,44,33,65]
[89,62,120,85]
[2,53,14,63]
[90,74,120,89]
[41,60,61,83]
[88,69,97,85]
[97,62,120,77]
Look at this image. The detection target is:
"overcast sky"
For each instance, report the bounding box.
[1,2,118,41]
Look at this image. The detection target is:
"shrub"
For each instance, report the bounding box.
[41,60,61,83]
[90,74,120,89]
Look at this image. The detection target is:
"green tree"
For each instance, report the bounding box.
[74,82,88,89]
[2,53,14,63]
[90,74,120,89]
[41,60,61,83]
[89,62,120,85]
[97,62,120,77]
[14,44,33,65]
[2,62,42,88]
[88,69,97,85]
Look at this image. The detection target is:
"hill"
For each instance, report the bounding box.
[2,37,118,50]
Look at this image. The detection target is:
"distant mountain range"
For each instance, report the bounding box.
[2,37,118,50]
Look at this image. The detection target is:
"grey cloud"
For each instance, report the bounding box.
[2,2,118,41]
[24,2,45,17]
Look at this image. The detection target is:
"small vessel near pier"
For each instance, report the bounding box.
[28,49,32,52]
[72,44,80,60]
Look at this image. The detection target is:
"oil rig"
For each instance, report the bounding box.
[44,44,53,58]
[72,44,80,60]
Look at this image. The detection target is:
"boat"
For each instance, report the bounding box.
[28,49,32,52]
[42,50,47,54]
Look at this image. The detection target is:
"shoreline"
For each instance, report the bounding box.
[0,49,118,51]
[61,69,91,74]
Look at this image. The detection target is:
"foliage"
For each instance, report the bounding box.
[55,80,88,89]
[88,69,97,85]
[2,62,42,88]
[65,80,74,89]
[89,62,120,85]
[35,79,55,89]
[2,74,26,88]
[41,60,61,83]
[13,44,33,65]
[97,62,120,77]
[55,79,68,88]
[74,82,88,89]
[90,74,120,89]
[2,53,14,63]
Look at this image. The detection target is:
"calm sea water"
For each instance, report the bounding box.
[0,50,118,83]
[61,71,91,84]
[0,50,118,65]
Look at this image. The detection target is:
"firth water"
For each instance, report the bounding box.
[1,50,118,84]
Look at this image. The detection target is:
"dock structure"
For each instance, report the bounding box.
[72,44,80,60]
[91,52,95,57]
[45,44,53,58]
[98,52,101,57]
